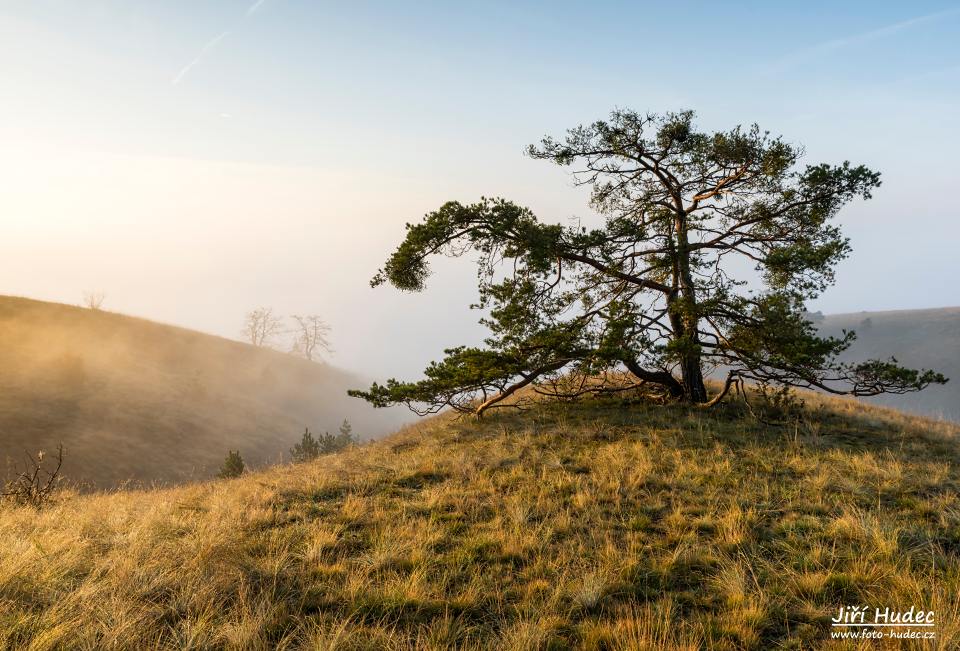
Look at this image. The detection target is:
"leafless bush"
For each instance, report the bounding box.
[2,445,64,508]
[82,291,106,310]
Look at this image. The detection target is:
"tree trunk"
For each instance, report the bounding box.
[665,301,708,403]
[680,353,708,403]
[672,208,708,403]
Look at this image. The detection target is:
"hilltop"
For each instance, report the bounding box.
[1,391,957,649]
[0,296,408,488]
[817,306,960,422]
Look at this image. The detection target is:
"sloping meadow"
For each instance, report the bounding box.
[1,392,958,649]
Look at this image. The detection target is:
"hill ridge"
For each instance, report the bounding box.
[0,295,407,488]
[1,392,957,648]
[816,306,959,422]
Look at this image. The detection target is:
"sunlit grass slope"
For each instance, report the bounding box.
[2,392,958,649]
[0,296,406,488]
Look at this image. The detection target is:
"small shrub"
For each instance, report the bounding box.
[217,450,245,478]
[82,290,105,310]
[754,382,805,422]
[2,445,64,508]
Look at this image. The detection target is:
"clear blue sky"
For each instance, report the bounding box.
[1,1,958,376]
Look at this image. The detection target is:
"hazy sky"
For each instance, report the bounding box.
[1,1,958,378]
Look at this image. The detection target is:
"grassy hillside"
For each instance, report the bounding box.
[2,392,957,649]
[818,307,960,422]
[0,296,408,488]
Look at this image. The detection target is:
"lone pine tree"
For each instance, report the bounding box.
[351,110,946,416]
[217,450,245,479]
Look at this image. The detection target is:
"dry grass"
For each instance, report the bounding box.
[1,391,958,649]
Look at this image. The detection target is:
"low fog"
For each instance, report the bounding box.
[0,146,591,381]
[0,296,411,488]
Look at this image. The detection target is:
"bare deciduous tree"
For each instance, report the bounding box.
[290,314,332,361]
[243,307,284,347]
[82,291,105,310]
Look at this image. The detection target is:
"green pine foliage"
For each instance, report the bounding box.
[290,428,322,462]
[290,421,356,463]
[351,109,947,417]
[216,450,244,479]
[335,419,354,449]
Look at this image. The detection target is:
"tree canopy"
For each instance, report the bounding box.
[350,110,946,416]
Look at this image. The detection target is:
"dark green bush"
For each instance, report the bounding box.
[217,450,245,479]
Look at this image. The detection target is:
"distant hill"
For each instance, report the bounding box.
[0,296,410,488]
[1,390,957,648]
[815,306,959,422]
